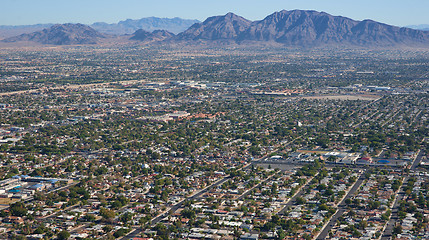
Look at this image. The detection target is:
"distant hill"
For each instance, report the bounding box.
[175,10,429,47]
[407,24,429,31]
[175,13,251,41]
[2,23,105,45]
[0,17,199,40]
[91,17,200,35]
[130,29,175,42]
[0,24,53,40]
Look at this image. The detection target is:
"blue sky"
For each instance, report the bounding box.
[2,0,429,27]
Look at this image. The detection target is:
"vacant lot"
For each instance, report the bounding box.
[0,198,18,206]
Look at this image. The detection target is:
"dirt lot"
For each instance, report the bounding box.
[0,198,18,206]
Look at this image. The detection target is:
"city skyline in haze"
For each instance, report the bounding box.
[2,0,429,27]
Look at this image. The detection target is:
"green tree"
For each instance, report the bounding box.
[296,197,306,205]
[57,230,71,240]
[10,202,27,217]
[153,223,170,240]
[393,225,402,235]
[113,228,129,238]
[100,207,116,222]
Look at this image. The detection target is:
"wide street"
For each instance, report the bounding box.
[316,170,367,240]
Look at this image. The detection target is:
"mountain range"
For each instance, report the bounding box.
[91,17,199,35]
[130,29,175,42]
[176,10,429,47]
[2,23,105,45]
[0,24,54,39]
[175,12,251,41]
[0,17,199,39]
[407,24,429,31]
[2,10,429,48]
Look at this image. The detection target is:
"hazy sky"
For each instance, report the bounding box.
[2,0,429,27]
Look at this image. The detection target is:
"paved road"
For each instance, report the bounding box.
[124,165,252,239]
[277,174,316,215]
[381,183,405,240]
[380,151,424,239]
[124,177,231,239]
[410,150,424,170]
[236,171,278,201]
[124,150,425,239]
[255,159,410,170]
[316,170,367,240]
